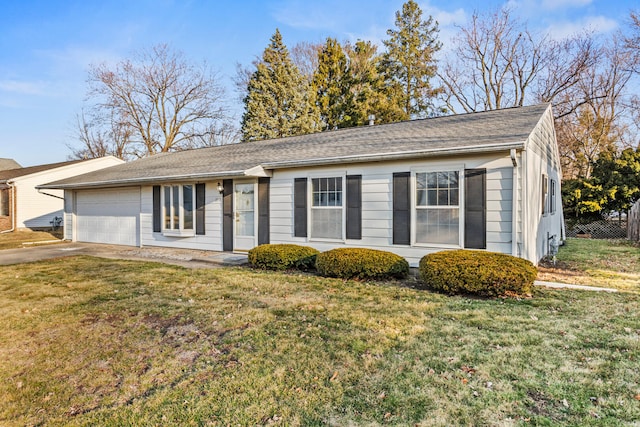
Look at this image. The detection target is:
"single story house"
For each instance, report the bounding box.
[1,156,124,232]
[41,104,564,266]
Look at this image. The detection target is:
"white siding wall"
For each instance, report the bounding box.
[522,106,565,263]
[63,190,73,240]
[14,157,123,229]
[270,155,515,267]
[140,183,224,251]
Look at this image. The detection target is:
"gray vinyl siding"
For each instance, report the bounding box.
[140,183,223,251]
[485,167,512,254]
[270,156,516,267]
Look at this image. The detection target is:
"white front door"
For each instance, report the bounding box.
[234,181,257,251]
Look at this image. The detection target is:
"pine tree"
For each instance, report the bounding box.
[241,29,318,141]
[381,0,442,119]
[312,38,355,130]
[345,40,405,126]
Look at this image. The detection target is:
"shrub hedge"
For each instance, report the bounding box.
[418,250,537,297]
[315,248,409,280]
[248,244,319,271]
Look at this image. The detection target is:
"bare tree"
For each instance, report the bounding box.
[555,36,636,178]
[437,8,595,114]
[290,41,323,81]
[68,110,131,160]
[78,44,232,159]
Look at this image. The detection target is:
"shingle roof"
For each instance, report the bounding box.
[42,104,550,189]
[0,159,85,182]
[0,158,21,171]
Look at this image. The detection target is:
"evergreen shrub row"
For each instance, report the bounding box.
[248,244,409,280]
[249,244,537,296]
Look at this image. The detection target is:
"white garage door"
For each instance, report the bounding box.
[76,188,140,246]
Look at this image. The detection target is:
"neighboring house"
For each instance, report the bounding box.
[0,157,124,232]
[0,158,22,171]
[41,104,564,265]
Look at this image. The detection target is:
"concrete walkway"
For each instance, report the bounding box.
[0,242,248,269]
[533,280,618,292]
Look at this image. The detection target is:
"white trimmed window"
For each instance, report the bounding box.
[311,177,342,239]
[415,171,460,245]
[162,184,195,235]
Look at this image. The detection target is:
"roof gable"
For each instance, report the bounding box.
[0,159,86,181]
[0,158,21,171]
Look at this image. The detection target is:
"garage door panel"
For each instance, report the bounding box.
[76,188,140,246]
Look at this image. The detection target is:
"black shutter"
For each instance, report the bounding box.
[346,175,362,240]
[152,185,161,232]
[223,179,233,251]
[294,178,307,238]
[393,172,411,245]
[258,177,270,244]
[464,169,486,249]
[195,183,205,235]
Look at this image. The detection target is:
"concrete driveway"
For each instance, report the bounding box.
[0,242,248,269]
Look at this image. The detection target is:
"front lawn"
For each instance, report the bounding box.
[537,238,640,292]
[1,256,638,425]
[0,229,63,250]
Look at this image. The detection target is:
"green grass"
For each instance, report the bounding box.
[0,229,63,250]
[1,256,639,426]
[538,238,640,292]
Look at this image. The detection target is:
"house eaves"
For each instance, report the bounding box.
[38,170,248,190]
[261,141,526,169]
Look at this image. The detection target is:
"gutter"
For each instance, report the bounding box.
[262,142,526,169]
[37,189,64,200]
[37,170,248,190]
[0,181,15,233]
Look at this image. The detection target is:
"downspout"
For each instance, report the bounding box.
[0,181,16,233]
[510,149,518,257]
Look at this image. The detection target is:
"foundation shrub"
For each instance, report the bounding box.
[315,248,409,280]
[248,244,319,271]
[419,250,537,297]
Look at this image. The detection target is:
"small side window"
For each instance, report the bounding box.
[549,179,556,214]
[541,174,548,215]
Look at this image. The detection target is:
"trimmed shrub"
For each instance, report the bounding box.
[315,248,409,280]
[418,250,537,297]
[248,244,319,271]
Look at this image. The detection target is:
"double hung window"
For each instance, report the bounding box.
[415,171,460,245]
[311,177,342,239]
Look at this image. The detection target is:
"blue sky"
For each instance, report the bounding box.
[0,0,634,166]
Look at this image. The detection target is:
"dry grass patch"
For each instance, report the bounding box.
[0,229,63,250]
[538,238,640,292]
[1,256,639,425]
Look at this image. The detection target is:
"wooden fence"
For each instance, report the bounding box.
[629,200,640,242]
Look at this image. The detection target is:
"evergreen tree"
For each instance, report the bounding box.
[381,0,442,119]
[345,40,405,125]
[312,38,355,130]
[241,29,318,141]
